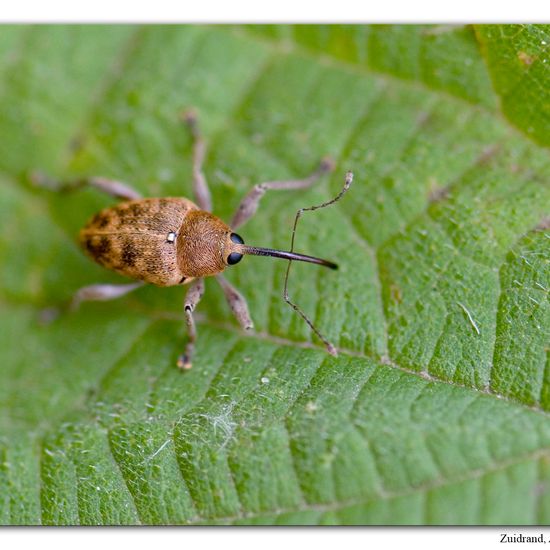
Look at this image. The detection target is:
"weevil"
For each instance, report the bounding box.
[35,111,353,369]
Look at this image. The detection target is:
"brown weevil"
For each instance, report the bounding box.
[35,111,353,369]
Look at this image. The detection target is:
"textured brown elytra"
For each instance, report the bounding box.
[41,111,353,370]
[80,197,234,286]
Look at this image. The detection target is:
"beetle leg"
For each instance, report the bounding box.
[181,110,213,212]
[31,172,142,201]
[178,278,205,370]
[230,157,335,230]
[216,275,254,331]
[70,281,145,311]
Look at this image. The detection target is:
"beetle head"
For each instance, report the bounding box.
[177,210,338,280]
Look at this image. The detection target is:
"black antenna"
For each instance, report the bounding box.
[283,170,354,356]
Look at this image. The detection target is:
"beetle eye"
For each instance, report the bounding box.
[230,232,244,244]
[227,252,243,265]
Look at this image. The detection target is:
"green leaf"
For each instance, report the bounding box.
[0,24,549,525]
[475,24,550,147]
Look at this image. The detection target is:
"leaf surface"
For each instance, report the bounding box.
[0,24,549,525]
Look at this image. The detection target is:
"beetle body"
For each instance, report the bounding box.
[44,110,354,369]
[80,197,238,286]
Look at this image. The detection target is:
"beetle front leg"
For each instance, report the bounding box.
[31,173,142,201]
[230,157,335,230]
[216,275,253,331]
[70,281,145,311]
[181,110,213,212]
[178,278,205,370]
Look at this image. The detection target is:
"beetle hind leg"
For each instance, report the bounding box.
[31,173,142,201]
[70,281,145,311]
